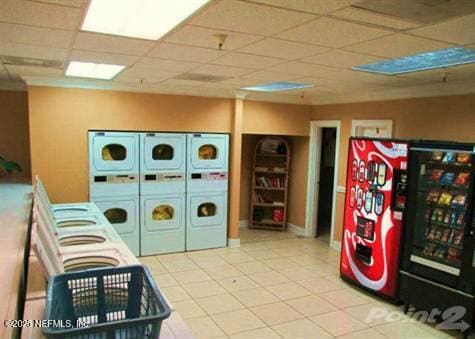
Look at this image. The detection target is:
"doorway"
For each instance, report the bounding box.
[305,121,341,249]
[315,128,336,241]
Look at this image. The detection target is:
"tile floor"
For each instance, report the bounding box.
[140,228,473,339]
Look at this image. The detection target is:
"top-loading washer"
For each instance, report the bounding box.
[88,131,139,197]
[140,133,186,255]
[186,133,229,251]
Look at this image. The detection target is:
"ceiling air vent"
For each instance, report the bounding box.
[352,0,475,24]
[173,73,232,82]
[1,55,64,69]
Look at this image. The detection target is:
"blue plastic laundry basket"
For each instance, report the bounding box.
[42,265,171,339]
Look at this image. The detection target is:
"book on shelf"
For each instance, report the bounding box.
[255,176,285,188]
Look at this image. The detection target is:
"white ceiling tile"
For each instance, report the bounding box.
[164,25,262,51]
[74,32,155,56]
[277,17,392,48]
[136,57,200,73]
[301,50,385,68]
[5,64,63,77]
[211,52,284,69]
[332,7,421,30]
[114,66,178,83]
[0,23,74,48]
[70,50,139,66]
[399,63,475,83]
[238,38,328,60]
[268,61,337,76]
[243,70,302,82]
[191,64,254,77]
[0,0,82,30]
[190,0,316,36]
[0,41,68,60]
[346,33,453,58]
[147,43,225,63]
[31,0,85,8]
[408,13,475,45]
[246,0,361,14]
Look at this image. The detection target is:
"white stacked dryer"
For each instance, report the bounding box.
[186,133,229,251]
[140,133,186,255]
[88,131,140,255]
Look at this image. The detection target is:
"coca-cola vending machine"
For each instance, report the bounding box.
[340,137,409,299]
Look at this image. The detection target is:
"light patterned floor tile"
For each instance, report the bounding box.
[250,301,304,325]
[310,310,368,336]
[172,299,206,319]
[286,295,338,317]
[232,287,280,307]
[182,280,226,299]
[243,249,283,260]
[319,289,372,308]
[151,273,179,288]
[374,320,440,339]
[185,315,225,339]
[277,266,319,281]
[260,258,296,270]
[297,276,343,294]
[220,251,255,264]
[196,293,245,315]
[249,271,290,287]
[192,255,229,268]
[265,281,311,300]
[211,309,266,335]
[344,302,403,327]
[233,261,272,275]
[171,269,212,284]
[218,275,260,292]
[160,285,191,302]
[204,264,242,280]
[271,318,333,339]
[229,327,281,339]
[337,328,388,339]
[161,258,199,273]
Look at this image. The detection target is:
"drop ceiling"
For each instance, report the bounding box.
[0,0,475,105]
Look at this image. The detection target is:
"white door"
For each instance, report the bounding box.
[186,192,227,251]
[140,194,185,255]
[351,120,393,138]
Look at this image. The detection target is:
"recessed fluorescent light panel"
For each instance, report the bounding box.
[82,0,210,40]
[242,82,314,92]
[353,47,475,75]
[66,61,125,80]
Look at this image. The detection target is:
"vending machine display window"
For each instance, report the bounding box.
[356,216,375,241]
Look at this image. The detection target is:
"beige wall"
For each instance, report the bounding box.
[0,90,31,179]
[312,93,475,242]
[28,86,233,203]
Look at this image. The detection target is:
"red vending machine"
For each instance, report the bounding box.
[340,137,409,299]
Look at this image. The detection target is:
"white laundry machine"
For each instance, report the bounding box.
[186,133,229,251]
[140,133,186,255]
[92,196,140,256]
[89,131,141,255]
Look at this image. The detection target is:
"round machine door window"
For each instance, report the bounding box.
[102,144,127,161]
[152,205,174,221]
[153,144,174,160]
[104,208,127,224]
[198,145,217,160]
[198,203,216,217]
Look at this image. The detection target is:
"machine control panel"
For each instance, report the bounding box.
[191,172,228,180]
[94,174,138,183]
[142,173,184,182]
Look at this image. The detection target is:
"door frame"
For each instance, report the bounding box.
[305,120,341,249]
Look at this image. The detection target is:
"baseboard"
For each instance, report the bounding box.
[287,223,306,236]
[228,238,241,248]
[331,240,342,251]
[239,220,249,228]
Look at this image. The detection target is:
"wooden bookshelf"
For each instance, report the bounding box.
[250,137,290,231]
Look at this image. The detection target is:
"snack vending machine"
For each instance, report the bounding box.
[340,137,409,299]
[399,141,475,337]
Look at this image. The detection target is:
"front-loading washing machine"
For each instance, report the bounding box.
[140,133,186,255]
[186,133,229,251]
[88,131,140,255]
